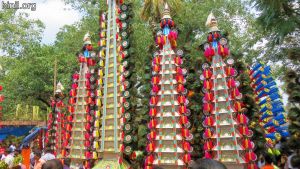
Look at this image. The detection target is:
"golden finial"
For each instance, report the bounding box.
[55,81,64,93]
[162,3,171,19]
[205,12,219,32]
[83,32,92,45]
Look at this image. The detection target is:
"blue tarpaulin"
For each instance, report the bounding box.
[0,126,35,141]
[21,127,46,146]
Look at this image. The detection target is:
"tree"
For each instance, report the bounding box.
[252,0,300,73]
[0,9,44,57]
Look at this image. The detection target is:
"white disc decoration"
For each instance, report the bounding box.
[236,93,243,100]
[157,30,163,36]
[220,38,227,45]
[91,52,96,57]
[227,58,234,65]
[182,68,187,75]
[177,49,183,56]
[200,74,205,80]
[235,81,240,87]
[202,63,209,69]
[204,43,210,50]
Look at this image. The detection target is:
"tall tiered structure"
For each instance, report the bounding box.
[45,82,65,157]
[64,33,98,168]
[93,1,131,168]
[145,4,192,169]
[249,63,289,153]
[201,13,257,169]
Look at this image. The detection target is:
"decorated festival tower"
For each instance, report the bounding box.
[145,4,192,169]
[64,33,98,168]
[45,82,65,157]
[92,0,131,168]
[201,13,257,169]
[249,63,289,153]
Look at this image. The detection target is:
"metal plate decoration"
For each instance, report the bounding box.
[120,4,128,11]
[91,52,96,58]
[227,58,234,65]
[157,30,163,36]
[124,112,131,120]
[184,121,191,128]
[122,40,129,49]
[233,69,238,77]
[124,101,130,109]
[125,146,132,154]
[186,109,191,116]
[90,76,95,82]
[236,93,243,100]
[122,22,127,29]
[153,51,159,58]
[202,87,207,93]
[125,135,132,143]
[189,146,194,153]
[182,68,188,76]
[186,133,193,141]
[202,63,209,69]
[219,38,227,45]
[200,74,205,81]
[120,13,127,20]
[185,99,189,106]
[123,91,130,98]
[122,60,128,68]
[122,80,130,88]
[125,124,132,132]
[177,49,183,56]
[122,50,128,58]
[121,31,128,38]
[204,43,210,50]
[183,89,188,95]
[123,70,130,78]
[202,97,207,103]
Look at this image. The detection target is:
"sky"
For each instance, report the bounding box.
[10,0,82,44]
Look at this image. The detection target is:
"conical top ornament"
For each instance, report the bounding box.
[205,12,219,32]
[162,3,171,19]
[55,81,64,93]
[83,32,92,45]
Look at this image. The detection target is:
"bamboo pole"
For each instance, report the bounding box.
[53,57,57,96]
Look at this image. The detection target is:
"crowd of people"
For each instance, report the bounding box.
[0,143,70,169]
[0,142,298,169]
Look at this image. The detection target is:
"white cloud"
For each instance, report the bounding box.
[15,0,81,44]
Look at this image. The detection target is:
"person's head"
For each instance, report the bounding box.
[64,158,71,167]
[189,159,227,169]
[42,159,63,169]
[44,146,53,154]
[33,149,42,160]
[264,154,273,165]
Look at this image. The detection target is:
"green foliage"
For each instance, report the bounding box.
[0,161,9,169]
[252,0,300,72]
[0,9,44,57]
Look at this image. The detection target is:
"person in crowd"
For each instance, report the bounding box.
[258,154,266,168]
[261,154,279,169]
[189,158,227,169]
[41,159,63,169]
[9,142,16,152]
[4,148,15,168]
[285,151,298,169]
[33,149,44,169]
[63,158,71,169]
[41,146,55,162]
